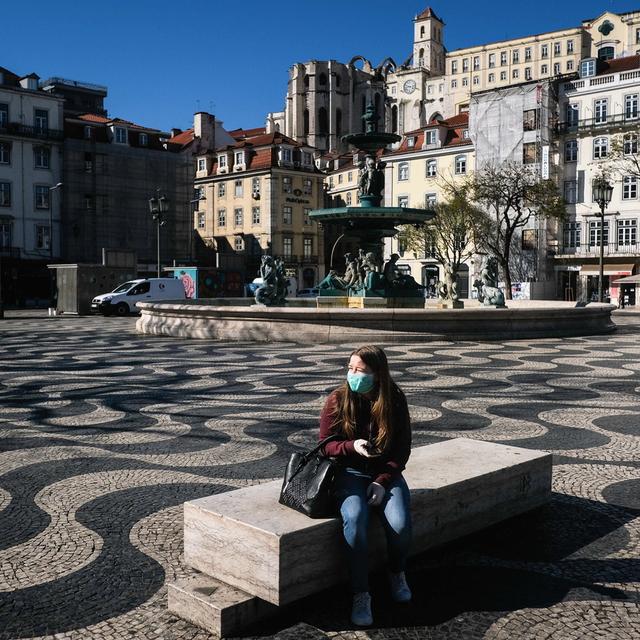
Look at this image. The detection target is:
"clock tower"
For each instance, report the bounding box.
[413,7,445,76]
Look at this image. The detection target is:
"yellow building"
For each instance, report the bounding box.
[383,113,475,297]
[194,128,325,290]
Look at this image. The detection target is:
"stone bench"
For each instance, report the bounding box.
[169,438,552,636]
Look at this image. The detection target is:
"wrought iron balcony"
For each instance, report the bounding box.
[0,123,64,141]
[557,113,639,134]
[557,242,640,256]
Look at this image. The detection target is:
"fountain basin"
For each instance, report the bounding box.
[136,301,615,344]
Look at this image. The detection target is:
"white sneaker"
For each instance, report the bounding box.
[351,591,373,626]
[390,571,412,603]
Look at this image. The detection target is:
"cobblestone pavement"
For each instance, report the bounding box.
[0,310,639,640]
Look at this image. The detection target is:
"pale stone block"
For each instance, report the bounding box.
[168,574,276,637]
[183,438,552,606]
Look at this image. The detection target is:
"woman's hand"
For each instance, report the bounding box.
[367,482,386,506]
[354,439,375,457]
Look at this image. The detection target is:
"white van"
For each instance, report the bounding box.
[91,278,186,316]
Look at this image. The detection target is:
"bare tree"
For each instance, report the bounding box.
[467,162,565,299]
[606,132,640,180]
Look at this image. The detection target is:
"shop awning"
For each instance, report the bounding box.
[580,263,634,276]
[612,274,640,285]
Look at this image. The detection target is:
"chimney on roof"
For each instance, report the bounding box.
[194,112,216,150]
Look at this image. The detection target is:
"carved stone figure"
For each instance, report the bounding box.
[480,256,506,307]
[436,267,459,302]
[255,255,289,306]
[382,254,422,291]
[358,155,385,201]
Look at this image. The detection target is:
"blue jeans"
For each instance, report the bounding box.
[334,467,412,594]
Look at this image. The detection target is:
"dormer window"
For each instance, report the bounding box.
[303,151,312,165]
[425,130,437,145]
[234,151,244,165]
[197,158,207,172]
[407,137,416,148]
[280,147,292,164]
[218,154,227,168]
[462,129,469,139]
[580,58,597,78]
[114,126,127,144]
[84,126,93,140]
[139,133,148,146]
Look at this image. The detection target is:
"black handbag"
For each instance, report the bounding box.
[279,434,341,518]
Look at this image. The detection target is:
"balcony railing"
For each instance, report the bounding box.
[0,123,64,141]
[557,242,640,256]
[558,112,639,133]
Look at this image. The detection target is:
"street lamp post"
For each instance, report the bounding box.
[148,191,168,278]
[591,178,614,303]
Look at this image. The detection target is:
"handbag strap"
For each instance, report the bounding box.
[306,433,341,460]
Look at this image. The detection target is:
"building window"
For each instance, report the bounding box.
[624,133,638,155]
[234,179,243,197]
[252,206,260,224]
[594,99,608,124]
[281,147,292,163]
[303,152,312,165]
[500,51,507,66]
[198,158,206,171]
[84,126,93,140]
[84,152,93,172]
[512,69,519,79]
[451,60,458,74]
[35,185,49,209]
[580,59,596,78]
[524,67,532,80]
[34,109,48,134]
[455,155,466,174]
[0,222,11,248]
[217,209,226,227]
[488,53,496,68]
[541,44,549,58]
[563,222,581,247]
[473,75,480,85]
[567,60,574,72]
[593,136,608,159]
[398,162,409,181]
[637,28,640,44]
[234,151,244,165]
[0,141,10,164]
[283,206,292,224]
[451,79,458,88]
[303,178,312,194]
[463,129,469,139]
[598,46,615,61]
[426,159,437,177]
[425,193,437,208]
[488,73,495,83]
[234,237,244,252]
[218,155,227,168]
[541,64,548,75]
[283,176,292,193]
[473,56,480,70]
[500,71,507,81]
[566,103,579,127]
[554,42,561,56]
[282,237,292,257]
[623,177,638,200]
[252,177,260,195]
[408,134,417,146]
[425,130,437,145]
[346,192,352,205]
[0,104,8,128]
[523,142,537,164]
[565,139,578,162]
[567,39,574,54]
[564,180,578,204]
[589,220,609,246]
[0,181,11,206]
[84,194,94,210]
[218,183,226,197]
[35,224,50,249]
[303,237,313,258]
[197,212,205,228]
[303,208,311,225]
[462,58,469,72]
[234,208,243,226]
[524,47,532,61]
[512,50,520,64]
[553,63,561,75]
[625,94,639,120]
[347,171,353,182]
[398,196,409,208]
[618,219,637,245]
[114,127,127,144]
[523,109,539,131]
[139,132,148,146]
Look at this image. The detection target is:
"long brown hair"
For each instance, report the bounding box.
[331,345,399,451]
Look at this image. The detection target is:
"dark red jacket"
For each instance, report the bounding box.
[319,386,411,488]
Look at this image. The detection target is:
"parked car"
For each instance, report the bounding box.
[91,278,186,316]
[296,288,319,298]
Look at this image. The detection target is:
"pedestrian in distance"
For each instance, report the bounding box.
[319,344,412,626]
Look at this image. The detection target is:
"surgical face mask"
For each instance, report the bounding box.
[347,371,375,394]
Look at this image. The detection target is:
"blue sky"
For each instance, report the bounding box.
[3,1,639,133]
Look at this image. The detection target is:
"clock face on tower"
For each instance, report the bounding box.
[403,79,417,94]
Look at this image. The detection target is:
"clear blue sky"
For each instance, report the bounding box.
[3,1,638,133]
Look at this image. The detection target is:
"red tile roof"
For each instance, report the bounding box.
[598,55,640,76]
[415,7,442,22]
[78,113,110,123]
[170,128,195,146]
[217,130,304,152]
[386,113,471,156]
[229,126,266,139]
[77,113,163,132]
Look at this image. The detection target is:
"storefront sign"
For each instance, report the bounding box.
[541,145,550,179]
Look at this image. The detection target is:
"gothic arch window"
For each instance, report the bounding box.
[303,109,309,136]
[419,48,425,63]
[420,26,425,38]
[391,105,398,133]
[318,107,328,134]
[336,108,342,137]
[319,72,327,86]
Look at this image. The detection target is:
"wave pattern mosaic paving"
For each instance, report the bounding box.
[0,313,639,640]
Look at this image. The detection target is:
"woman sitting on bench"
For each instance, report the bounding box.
[319,344,412,626]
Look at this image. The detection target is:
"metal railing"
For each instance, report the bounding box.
[558,242,640,256]
[0,123,64,141]
[557,112,639,133]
